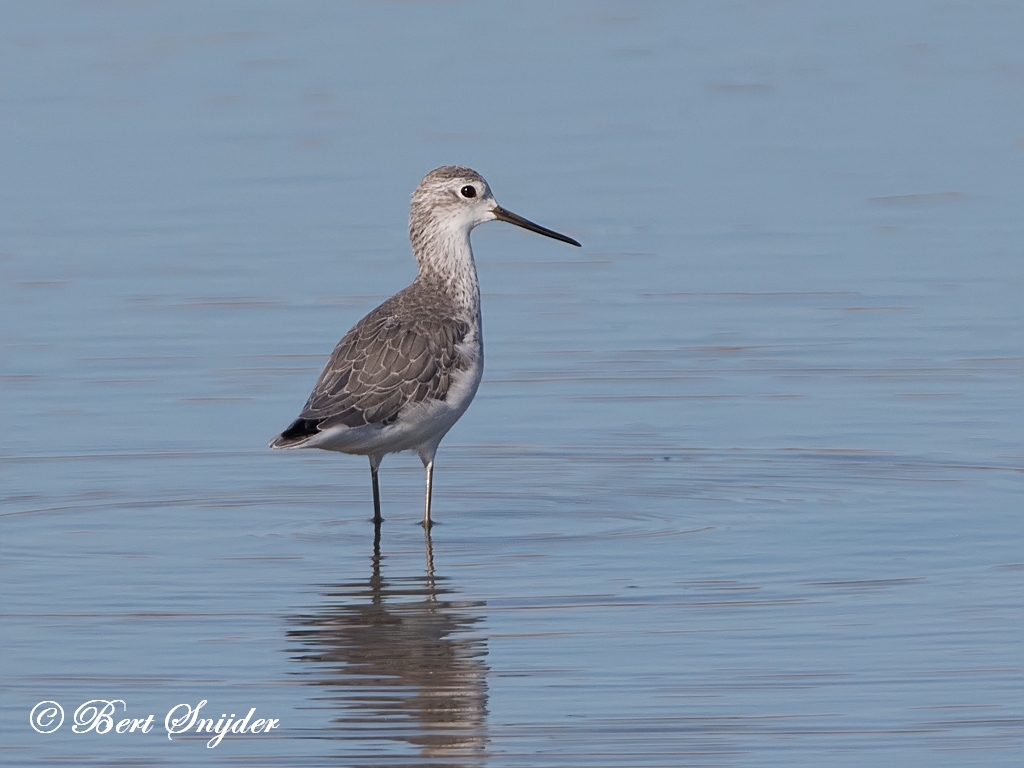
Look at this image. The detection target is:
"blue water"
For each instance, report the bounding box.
[2,2,1021,765]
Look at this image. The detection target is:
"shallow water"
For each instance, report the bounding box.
[2,2,1022,766]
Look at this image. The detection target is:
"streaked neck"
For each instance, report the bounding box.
[411,226,481,315]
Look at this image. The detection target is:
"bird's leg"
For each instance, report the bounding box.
[416,443,440,529]
[369,456,382,524]
[423,522,436,598]
[422,459,434,529]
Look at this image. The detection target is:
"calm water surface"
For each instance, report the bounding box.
[2,2,1021,766]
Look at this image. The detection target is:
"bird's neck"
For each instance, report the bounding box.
[411,227,481,317]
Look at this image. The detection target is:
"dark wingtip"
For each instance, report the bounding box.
[269,417,322,449]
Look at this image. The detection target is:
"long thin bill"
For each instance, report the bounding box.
[492,206,581,247]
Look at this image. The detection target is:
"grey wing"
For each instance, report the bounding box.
[272,307,468,445]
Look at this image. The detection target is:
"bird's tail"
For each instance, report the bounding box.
[268,417,322,449]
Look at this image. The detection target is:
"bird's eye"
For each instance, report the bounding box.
[460,185,477,198]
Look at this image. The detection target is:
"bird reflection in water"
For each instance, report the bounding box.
[287,524,488,764]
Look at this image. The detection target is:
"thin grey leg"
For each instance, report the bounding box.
[423,523,435,594]
[422,460,434,529]
[370,457,382,524]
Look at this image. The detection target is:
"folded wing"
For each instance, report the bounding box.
[271,298,470,448]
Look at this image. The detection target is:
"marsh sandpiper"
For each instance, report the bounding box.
[270,166,580,527]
